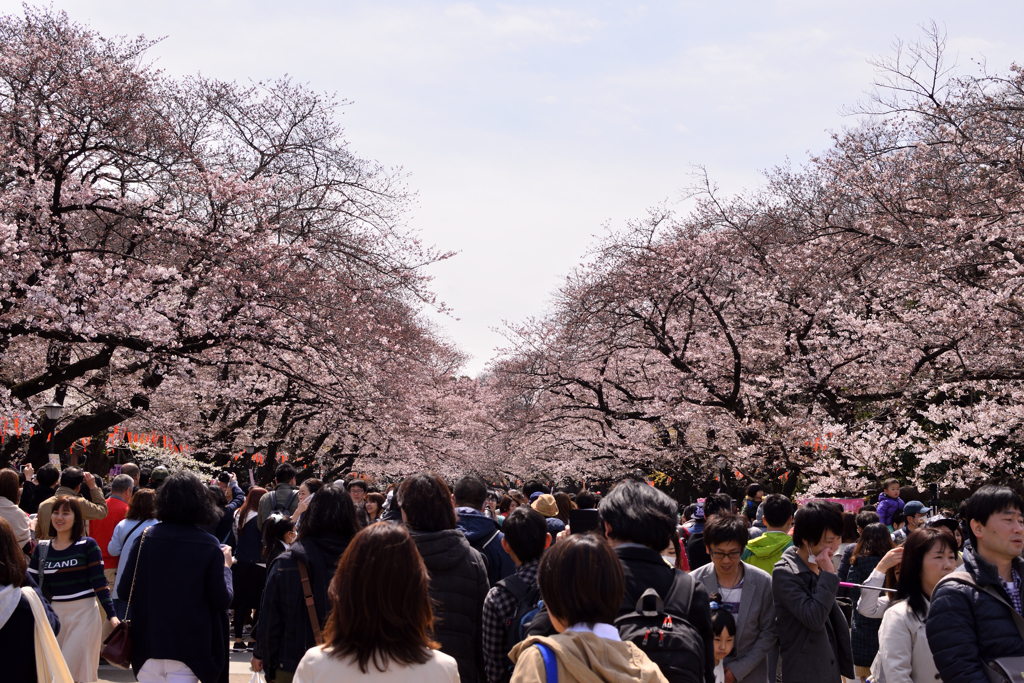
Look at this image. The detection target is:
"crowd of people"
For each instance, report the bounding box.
[0,461,1023,683]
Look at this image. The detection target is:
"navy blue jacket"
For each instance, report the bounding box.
[456,507,515,587]
[117,523,234,683]
[234,515,263,564]
[927,547,1024,683]
[254,533,351,675]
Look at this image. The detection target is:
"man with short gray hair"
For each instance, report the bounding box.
[90,473,135,592]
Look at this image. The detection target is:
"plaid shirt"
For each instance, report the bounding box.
[1002,567,1023,614]
[482,558,541,683]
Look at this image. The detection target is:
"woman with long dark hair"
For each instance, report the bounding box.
[846,522,894,682]
[107,488,158,619]
[292,523,459,681]
[398,472,489,683]
[253,483,362,683]
[29,496,118,683]
[232,486,268,651]
[117,471,235,683]
[857,527,957,683]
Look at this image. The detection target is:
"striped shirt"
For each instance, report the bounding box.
[29,537,115,619]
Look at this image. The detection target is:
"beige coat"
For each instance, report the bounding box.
[0,496,31,547]
[292,644,459,683]
[510,630,669,683]
[34,486,107,541]
[871,599,939,683]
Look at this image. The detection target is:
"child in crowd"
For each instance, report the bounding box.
[262,513,296,566]
[709,593,737,683]
[876,478,905,528]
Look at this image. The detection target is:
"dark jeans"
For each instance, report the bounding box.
[231,562,267,641]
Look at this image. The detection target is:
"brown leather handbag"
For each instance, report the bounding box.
[101,528,148,669]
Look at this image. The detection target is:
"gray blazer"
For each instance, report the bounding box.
[772,546,854,683]
[691,561,776,683]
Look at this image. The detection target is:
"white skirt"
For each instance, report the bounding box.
[53,597,102,682]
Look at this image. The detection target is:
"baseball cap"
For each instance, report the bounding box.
[904,500,931,516]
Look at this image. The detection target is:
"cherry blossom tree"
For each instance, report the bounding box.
[0,7,461,479]
[492,26,1024,494]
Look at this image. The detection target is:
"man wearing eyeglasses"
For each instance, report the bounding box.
[691,513,776,683]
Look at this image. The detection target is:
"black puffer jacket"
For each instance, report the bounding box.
[926,548,1024,683]
[410,528,489,683]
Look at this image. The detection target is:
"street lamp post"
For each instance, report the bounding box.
[715,455,727,493]
[44,399,63,467]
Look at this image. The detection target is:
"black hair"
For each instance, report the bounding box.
[538,533,624,628]
[217,471,232,484]
[263,513,296,562]
[703,513,750,550]
[36,463,59,487]
[297,483,361,540]
[761,494,793,528]
[599,479,677,551]
[398,473,457,533]
[575,491,597,510]
[275,463,297,484]
[882,478,901,490]
[704,492,733,519]
[523,480,549,498]
[708,593,737,636]
[841,511,860,543]
[139,468,152,487]
[206,484,227,508]
[891,510,906,528]
[682,504,699,522]
[59,467,84,491]
[501,506,549,563]
[851,523,894,564]
[792,499,844,548]
[855,509,880,531]
[745,483,763,498]
[963,485,1024,546]
[897,527,958,619]
[156,471,221,526]
[453,474,488,510]
[346,478,368,493]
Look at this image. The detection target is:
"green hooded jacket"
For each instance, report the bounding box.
[742,531,794,574]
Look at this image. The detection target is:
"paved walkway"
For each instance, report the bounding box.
[99,651,259,682]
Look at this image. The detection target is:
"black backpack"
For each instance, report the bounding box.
[615,572,705,683]
[497,573,544,675]
[272,489,298,514]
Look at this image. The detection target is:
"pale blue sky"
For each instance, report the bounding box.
[6,1,1022,374]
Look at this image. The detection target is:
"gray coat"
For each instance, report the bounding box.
[691,562,776,683]
[772,546,854,683]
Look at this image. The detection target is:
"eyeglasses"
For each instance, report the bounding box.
[709,550,743,560]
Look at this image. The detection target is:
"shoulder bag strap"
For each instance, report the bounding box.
[296,559,324,646]
[124,520,146,544]
[125,528,149,616]
[35,540,50,594]
[534,642,558,683]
